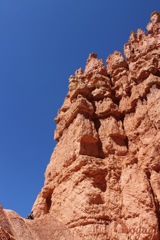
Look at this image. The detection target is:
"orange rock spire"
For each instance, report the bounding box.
[1,12,160,240]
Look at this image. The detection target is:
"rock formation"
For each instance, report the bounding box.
[1,11,160,240]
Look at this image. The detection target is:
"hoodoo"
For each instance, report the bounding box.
[1,12,160,240]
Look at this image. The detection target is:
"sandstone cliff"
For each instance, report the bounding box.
[1,11,160,240]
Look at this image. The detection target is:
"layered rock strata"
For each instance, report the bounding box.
[1,11,160,240]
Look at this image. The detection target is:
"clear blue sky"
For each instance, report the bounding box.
[0,1,159,218]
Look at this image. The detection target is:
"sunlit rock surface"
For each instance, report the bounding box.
[1,11,160,240]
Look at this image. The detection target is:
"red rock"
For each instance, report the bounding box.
[1,11,160,240]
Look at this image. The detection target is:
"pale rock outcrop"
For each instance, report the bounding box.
[1,11,160,240]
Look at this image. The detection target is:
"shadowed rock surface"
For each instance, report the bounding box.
[1,11,160,240]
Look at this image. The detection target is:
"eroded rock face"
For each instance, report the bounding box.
[1,11,160,240]
[0,205,73,240]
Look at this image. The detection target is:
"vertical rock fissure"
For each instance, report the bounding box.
[148,179,160,233]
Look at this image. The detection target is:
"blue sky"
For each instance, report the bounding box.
[0,1,159,218]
